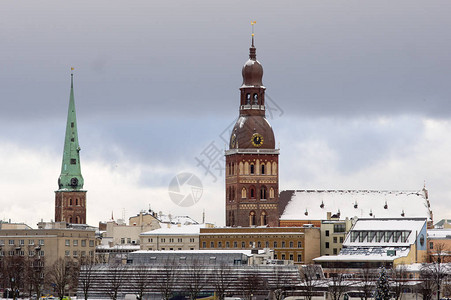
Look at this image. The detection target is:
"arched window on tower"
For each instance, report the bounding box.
[270,187,275,198]
[244,162,249,175]
[232,163,235,175]
[250,187,255,199]
[266,162,271,175]
[246,93,251,105]
[69,199,73,206]
[253,93,258,105]
[242,187,247,198]
[69,217,73,223]
[261,211,267,226]
[76,216,80,224]
[272,162,277,175]
[249,211,256,226]
[250,164,255,174]
[239,162,244,175]
[260,186,267,200]
[75,198,79,206]
[232,187,235,200]
[261,164,265,175]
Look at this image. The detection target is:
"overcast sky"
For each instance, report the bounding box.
[1,1,451,227]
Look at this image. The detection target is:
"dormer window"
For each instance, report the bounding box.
[253,93,258,105]
[246,93,251,104]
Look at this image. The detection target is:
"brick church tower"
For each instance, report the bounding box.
[225,34,280,227]
[55,70,87,224]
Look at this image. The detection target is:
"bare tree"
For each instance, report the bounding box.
[131,265,151,300]
[357,264,377,300]
[240,270,267,300]
[391,264,409,300]
[47,258,75,300]
[185,259,207,300]
[299,264,324,300]
[24,257,46,299]
[106,263,125,300]
[156,259,177,300]
[327,269,353,300]
[425,242,450,300]
[418,268,434,300]
[213,263,233,300]
[78,256,96,300]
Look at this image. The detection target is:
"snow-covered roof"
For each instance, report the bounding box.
[344,218,427,247]
[132,249,260,256]
[280,189,432,221]
[314,246,410,262]
[428,228,451,239]
[158,215,199,225]
[96,244,140,251]
[141,224,206,236]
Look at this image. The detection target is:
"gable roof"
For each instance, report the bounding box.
[280,188,432,221]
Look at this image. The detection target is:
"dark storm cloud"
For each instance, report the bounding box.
[1,0,451,123]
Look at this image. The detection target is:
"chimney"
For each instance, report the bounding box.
[327,212,331,220]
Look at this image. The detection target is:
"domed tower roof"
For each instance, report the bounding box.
[228,34,276,151]
[241,44,263,87]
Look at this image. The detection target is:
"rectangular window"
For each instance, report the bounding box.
[178,238,182,242]
[202,242,206,248]
[430,242,434,250]
[70,159,76,165]
[289,241,293,248]
[74,240,78,246]
[297,254,302,262]
[9,240,14,245]
[333,224,346,233]
[333,237,337,243]
[19,250,25,256]
[234,241,237,248]
[65,250,70,257]
[218,242,222,248]
[325,242,330,249]
[39,250,44,256]
[19,240,24,245]
[127,238,132,244]
[71,122,74,128]
[325,230,330,237]
[81,251,86,257]
[89,240,94,247]
[242,242,245,248]
[257,241,261,248]
[89,251,94,256]
[73,251,78,257]
[226,242,230,248]
[289,254,294,261]
[190,238,195,243]
[65,239,70,246]
[9,251,14,256]
[333,248,338,255]
[266,241,269,248]
[29,251,35,256]
[281,241,286,248]
[0,240,4,246]
[161,238,165,242]
[81,240,86,247]
[39,239,44,245]
[281,254,286,260]
[121,238,125,244]
[274,241,278,248]
[28,240,34,245]
[298,241,302,248]
[0,251,4,257]
[210,241,214,248]
[340,237,344,243]
[148,238,152,243]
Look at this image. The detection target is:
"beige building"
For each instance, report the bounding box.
[101,211,161,246]
[140,224,213,251]
[320,214,354,256]
[0,221,96,267]
[199,226,321,264]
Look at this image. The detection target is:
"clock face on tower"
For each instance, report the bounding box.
[70,177,79,187]
[251,133,264,147]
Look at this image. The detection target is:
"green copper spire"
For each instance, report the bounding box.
[58,70,84,190]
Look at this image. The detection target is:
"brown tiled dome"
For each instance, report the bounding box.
[241,46,263,87]
[229,116,275,150]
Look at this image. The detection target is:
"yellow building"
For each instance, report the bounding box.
[199,226,320,264]
[0,221,96,267]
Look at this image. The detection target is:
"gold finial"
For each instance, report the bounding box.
[71,67,74,71]
[251,21,256,47]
